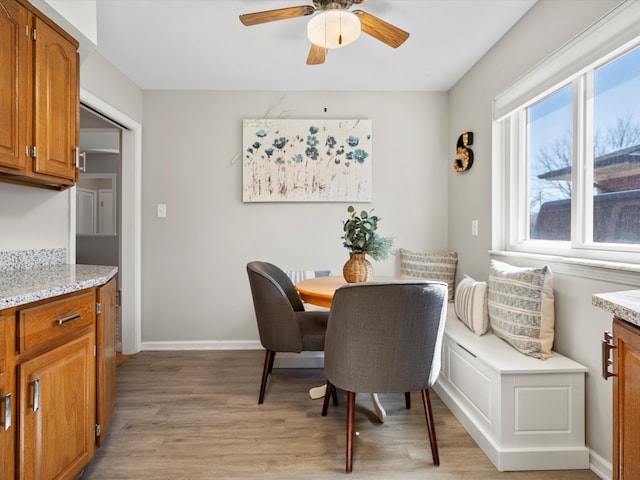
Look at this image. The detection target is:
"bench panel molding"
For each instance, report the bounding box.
[434,309,589,471]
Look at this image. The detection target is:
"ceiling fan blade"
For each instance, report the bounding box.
[239,6,315,26]
[352,10,410,48]
[307,44,328,65]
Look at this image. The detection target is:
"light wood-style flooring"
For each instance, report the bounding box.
[82,350,600,479]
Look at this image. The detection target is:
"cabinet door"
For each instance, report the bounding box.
[613,318,640,480]
[32,15,78,181]
[96,278,117,447]
[0,0,29,171]
[18,334,96,480]
[0,314,13,480]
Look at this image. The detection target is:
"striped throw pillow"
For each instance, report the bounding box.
[399,249,457,302]
[488,260,555,359]
[454,275,489,335]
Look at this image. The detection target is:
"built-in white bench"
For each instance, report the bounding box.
[433,308,589,471]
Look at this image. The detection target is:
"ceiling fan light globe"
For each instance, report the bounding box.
[307,10,361,49]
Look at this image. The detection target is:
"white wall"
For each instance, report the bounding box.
[141,90,448,344]
[447,0,627,477]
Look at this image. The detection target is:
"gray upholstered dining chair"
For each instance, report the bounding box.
[246,261,330,404]
[321,281,448,473]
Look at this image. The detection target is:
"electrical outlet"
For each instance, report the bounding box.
[157,203,167,218]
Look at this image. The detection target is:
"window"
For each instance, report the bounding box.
[493,2,640,264]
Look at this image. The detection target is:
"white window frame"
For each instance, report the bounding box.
[493,0,640,266]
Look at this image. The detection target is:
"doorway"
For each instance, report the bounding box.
[78,105,123,349]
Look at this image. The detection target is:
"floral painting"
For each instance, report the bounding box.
[242,119,372,202]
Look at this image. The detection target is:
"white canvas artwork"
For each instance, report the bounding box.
[242,119,372,202]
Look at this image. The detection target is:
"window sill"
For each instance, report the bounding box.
[489,250,640,287]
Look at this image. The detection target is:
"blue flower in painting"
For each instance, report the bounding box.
[347,136,359,147]
[307,136,319,147]
[265,148,274,157]
[354,149,368,164]
[309,126,319,134]
[273,137,287,150]
[337,146,345,155]
[292,154,304,163]
[326,136,336,149]
[275,157,285,165]
[306,147,319,160]
[246,147,254,154]
[256,130,267,138]
[334,158,341,165]
[252,142,261,150]
[346,152,353,160]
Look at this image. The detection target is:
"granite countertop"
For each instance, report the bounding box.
[592,289,640,328]
[0,264,118,310]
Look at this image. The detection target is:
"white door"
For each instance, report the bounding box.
[76,188,96,235]
[98,189,114,234]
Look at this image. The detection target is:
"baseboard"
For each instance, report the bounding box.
[139,341,324,368]
[141,340,262,351]
[588,449,612,480]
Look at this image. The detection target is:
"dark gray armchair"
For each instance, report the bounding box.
[246,261,330,404]
[321,281,448,473]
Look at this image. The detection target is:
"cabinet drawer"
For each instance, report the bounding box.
[18,291,95,354]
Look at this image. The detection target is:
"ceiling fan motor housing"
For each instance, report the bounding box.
[313,0,357,11]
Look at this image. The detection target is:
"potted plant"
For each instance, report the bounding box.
[341,205,394,282]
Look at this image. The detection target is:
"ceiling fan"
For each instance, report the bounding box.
[239,0,410,65]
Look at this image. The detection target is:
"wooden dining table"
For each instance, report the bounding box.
[294,275,407,423]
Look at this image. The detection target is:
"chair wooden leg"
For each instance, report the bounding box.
[258,350,275,404]
[267,349,276,373]
[322,382,333,416]
[405,392,411,409]
[332,383,339,406]
[346,391,356,473]
[421,388,440,465]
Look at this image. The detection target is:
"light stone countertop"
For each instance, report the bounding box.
[0,264,118,310]
[592,289,640,328]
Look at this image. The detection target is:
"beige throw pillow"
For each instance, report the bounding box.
[399,249,457,302]
[488,260,555,359]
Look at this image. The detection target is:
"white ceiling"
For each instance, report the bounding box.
[94,0,537,91]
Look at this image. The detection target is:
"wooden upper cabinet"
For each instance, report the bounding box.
[32,15,78,181]
[0,0,79,190]
[0,0,29,171]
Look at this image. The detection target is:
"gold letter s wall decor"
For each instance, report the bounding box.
[454,131,474,172]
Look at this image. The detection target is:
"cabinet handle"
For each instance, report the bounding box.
[2,393,11,430]
[602,331,616,380]
[57,313,81,325]
[33,379,40,412]
[76,148,86,172]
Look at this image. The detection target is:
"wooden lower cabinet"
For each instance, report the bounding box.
[1,314,12,478]
[0,278,116,480]
[96,278,117,447]
[18,334,95,480]
[612,317,640,480]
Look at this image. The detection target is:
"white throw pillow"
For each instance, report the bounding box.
[454,275,489,335]
[488,260,555,360]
